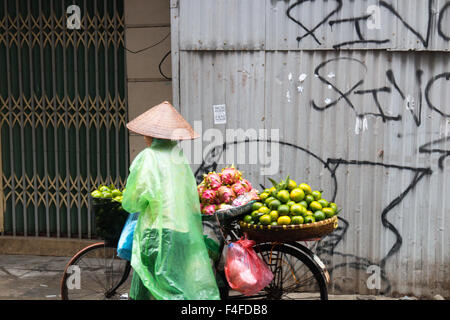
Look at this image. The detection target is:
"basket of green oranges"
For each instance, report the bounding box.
[239,177,340,242]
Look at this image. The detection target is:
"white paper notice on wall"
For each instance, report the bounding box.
[213,104,227,124]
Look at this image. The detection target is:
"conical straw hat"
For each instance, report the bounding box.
[127,101,200,140]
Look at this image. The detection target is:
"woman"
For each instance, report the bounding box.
[122,101,220,300]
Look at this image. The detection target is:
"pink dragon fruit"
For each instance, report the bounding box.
[200,188,217,205]
[231,181,246,196]
[197,183,207,197]
[202,204,216,215]
[220,166,242,185]
[204,172,222,189]
[240,179,253,193]
[217,186,236,204]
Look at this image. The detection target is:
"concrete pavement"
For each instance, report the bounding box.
[0,254,424,300]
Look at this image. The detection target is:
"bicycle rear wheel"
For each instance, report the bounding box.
[60,242,132,300]
[228,242,328,300]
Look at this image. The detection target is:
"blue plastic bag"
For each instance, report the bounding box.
[117,212,139,261]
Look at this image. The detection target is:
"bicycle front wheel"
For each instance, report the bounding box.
[60,242,132,300]
[228,242,328,300]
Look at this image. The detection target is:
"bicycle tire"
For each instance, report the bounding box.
[60,242,132,300]
[227,242,328,300]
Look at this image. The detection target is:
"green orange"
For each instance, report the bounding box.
[309,201,323,212]
[258,206,270,214]
[298,201,308,208]
[243,215,253,223]
[289,188,305,202]
[269,199,281,210]
[286,201,296,208]
[269,210,279,222]
[259,214,272,225]
[305,194,315,205]
[259,192,270,202]
[318,199,329,208]
[314,210,326,221]
[277,204,290,216]
[304,215,316,224]
[312,190,322,201]
[251,202,264,211]
[287,179,298,191]
[322,207,335,219]
[277,215,291,225]
[291,204,307,216]
[276,190,291,203]
[298,183,312,195]
[291,216,304,225]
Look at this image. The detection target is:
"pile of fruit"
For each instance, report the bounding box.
[198,166,260,215]
[90,185,125,204]
[242,176,340,226]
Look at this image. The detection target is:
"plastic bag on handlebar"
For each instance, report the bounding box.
[224,235,273,296]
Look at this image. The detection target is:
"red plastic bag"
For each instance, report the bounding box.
[224,236,274,296]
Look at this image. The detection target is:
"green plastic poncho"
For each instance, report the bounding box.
[121,138,220,300]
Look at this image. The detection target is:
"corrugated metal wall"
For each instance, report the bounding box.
[172,0,450,297]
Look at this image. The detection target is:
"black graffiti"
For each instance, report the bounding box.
[419,136,450,170]
[310,57,450,129]
[286,0,343,46]
[286,0,449,48]
[438,2,450,41]
[195,139,434,293]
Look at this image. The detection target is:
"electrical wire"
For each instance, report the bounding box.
[124,31,170,54]
[158,50,172,81]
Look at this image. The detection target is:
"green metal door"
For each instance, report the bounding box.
[0,0,128,238]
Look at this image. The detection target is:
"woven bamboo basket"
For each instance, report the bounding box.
[239,215,338,242]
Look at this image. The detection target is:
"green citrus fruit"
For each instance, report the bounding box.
[269,210,279,222]
[99,186,110,192]
[329,202,338,213]
[291,216,304,225]
[270,221,278,226]
[277,215,291,225]
[312,190,322,201]
[305,194,315,205]
[259,192,270,202]
[305,210,314,217]
[291,204,307,216]
[287,179,297,191]
[259,214,272,225]
[314,210,326,221]
[265,196,276,206]
[102,192,113,199]
[290,188,305,202]
[286,201,296,207]
[304,215,316,224]
[252,202,264,211]
[298,183,312,195]
[251,210,262,222]
[309,201,323,212]
[258,206,270,214]
[91,190,102,198]
[277,190,291,203]
[243,215,253,223]
[277,204,290,216]
[298,200,308,208]
[322,207,335,219]
[269,187,277,197]
[269,199,281,210]
[318,199,329,208]
[111,189,122,197]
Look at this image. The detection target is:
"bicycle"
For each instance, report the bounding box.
[60,209,330,300]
